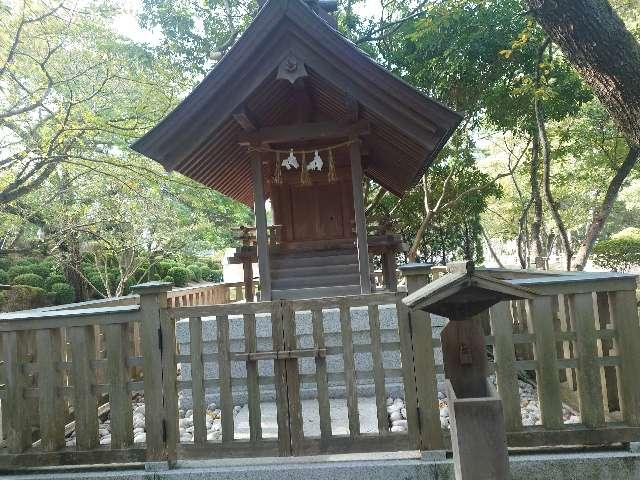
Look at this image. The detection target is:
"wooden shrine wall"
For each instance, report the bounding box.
[270,165,355,244]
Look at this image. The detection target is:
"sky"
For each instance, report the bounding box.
[111,0,383,44]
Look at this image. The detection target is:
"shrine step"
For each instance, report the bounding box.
[271,263,359,280]
[272,285,362,300]
[271,273,361,290]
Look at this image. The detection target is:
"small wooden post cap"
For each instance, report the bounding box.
[398,262,434,277]
[131,281,173,295]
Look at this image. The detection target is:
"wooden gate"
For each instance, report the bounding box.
[169,292,432,459]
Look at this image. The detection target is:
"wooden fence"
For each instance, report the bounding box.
[0,271,639,468]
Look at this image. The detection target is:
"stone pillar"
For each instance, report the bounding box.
[399,262,434,294]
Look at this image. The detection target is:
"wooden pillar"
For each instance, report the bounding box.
[252,154,271,300]
[349,137,371,294]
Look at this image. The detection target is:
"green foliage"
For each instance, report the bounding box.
[166,266,190,287]
[1,286,49,312]
[12,273,45,289]
[187,264,202,281]
[0,270,9,285]
[7,265,33,279]
[368,0,591,131]
[49,283,75,305]
[592,228,640,272]
[138,0,257,76]
[45,274,67,289]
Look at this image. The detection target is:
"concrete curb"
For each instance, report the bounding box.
[3,450,640,480]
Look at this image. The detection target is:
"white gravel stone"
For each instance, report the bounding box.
[133,433,146,444]
[99,436,111,446]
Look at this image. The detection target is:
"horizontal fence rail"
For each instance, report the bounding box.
[0,270,638,469]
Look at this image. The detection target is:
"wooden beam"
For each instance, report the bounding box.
[239,119,369,146]
[350,137,371,294]
[293,78,315,123]
[233,106,259,132]
[251,153,271,300]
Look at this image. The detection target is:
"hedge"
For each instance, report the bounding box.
[49,282,75,304]
[167,266,190,287]
[13,273,46,289]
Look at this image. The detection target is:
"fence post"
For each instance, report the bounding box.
[399,263,444,452]
[132,281,176,469]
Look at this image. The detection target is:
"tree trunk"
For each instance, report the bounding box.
[481,227,505,268]
[529,135,544,263]
[524,0,640,148]
[536,95,573,270]
[572,146,640,270]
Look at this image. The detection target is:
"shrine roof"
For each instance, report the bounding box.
[131,0,462,205]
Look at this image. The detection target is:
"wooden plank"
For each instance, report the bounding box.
[160,306,179,462]
[368,305,388,435]
[526,297,564,428]
[407,307,442,449]
[504,424,640,448]
[271,301,291,456]
[489,302,523,431]
[2,331,31,453]
[350,137,371,294]
[0,308,141,332]
[396,300,421,448]
[243,313,262,442]
[568,293,605,427]
[35,328,65,451]
[238,119,369,146]
[137,289,166,461]
[282,301,303,453]
[595,292,619,412]
[557,294,577,390]
[217,314,234,445]
[104,322,133,449]
[189,317,206,446]
[339,300,360,437]
[0,447,147,468]
[311,307,332,445]
[69,325,99,450]
[252,153,271,300]
[608,290,640,426]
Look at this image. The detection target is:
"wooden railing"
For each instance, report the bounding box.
[0,271,638,469]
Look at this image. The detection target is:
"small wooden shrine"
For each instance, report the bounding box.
[133,0,461,300]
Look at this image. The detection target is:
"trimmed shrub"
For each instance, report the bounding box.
[162,275,174,284]
[28,262,52,279]
[2,285,49,311]
[187,264,202,282]
[45,274,67,289]
[49,282,75,305]
[199,265,214,282]
[156,260,177,279]
[209,269,223,283]
[167,266,190,287]
[13,273,46,289]
[8,265,33,279]
[593,228,640,272]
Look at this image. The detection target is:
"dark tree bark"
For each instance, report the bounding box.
[573,146,640,270]
[524,0,640,148]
